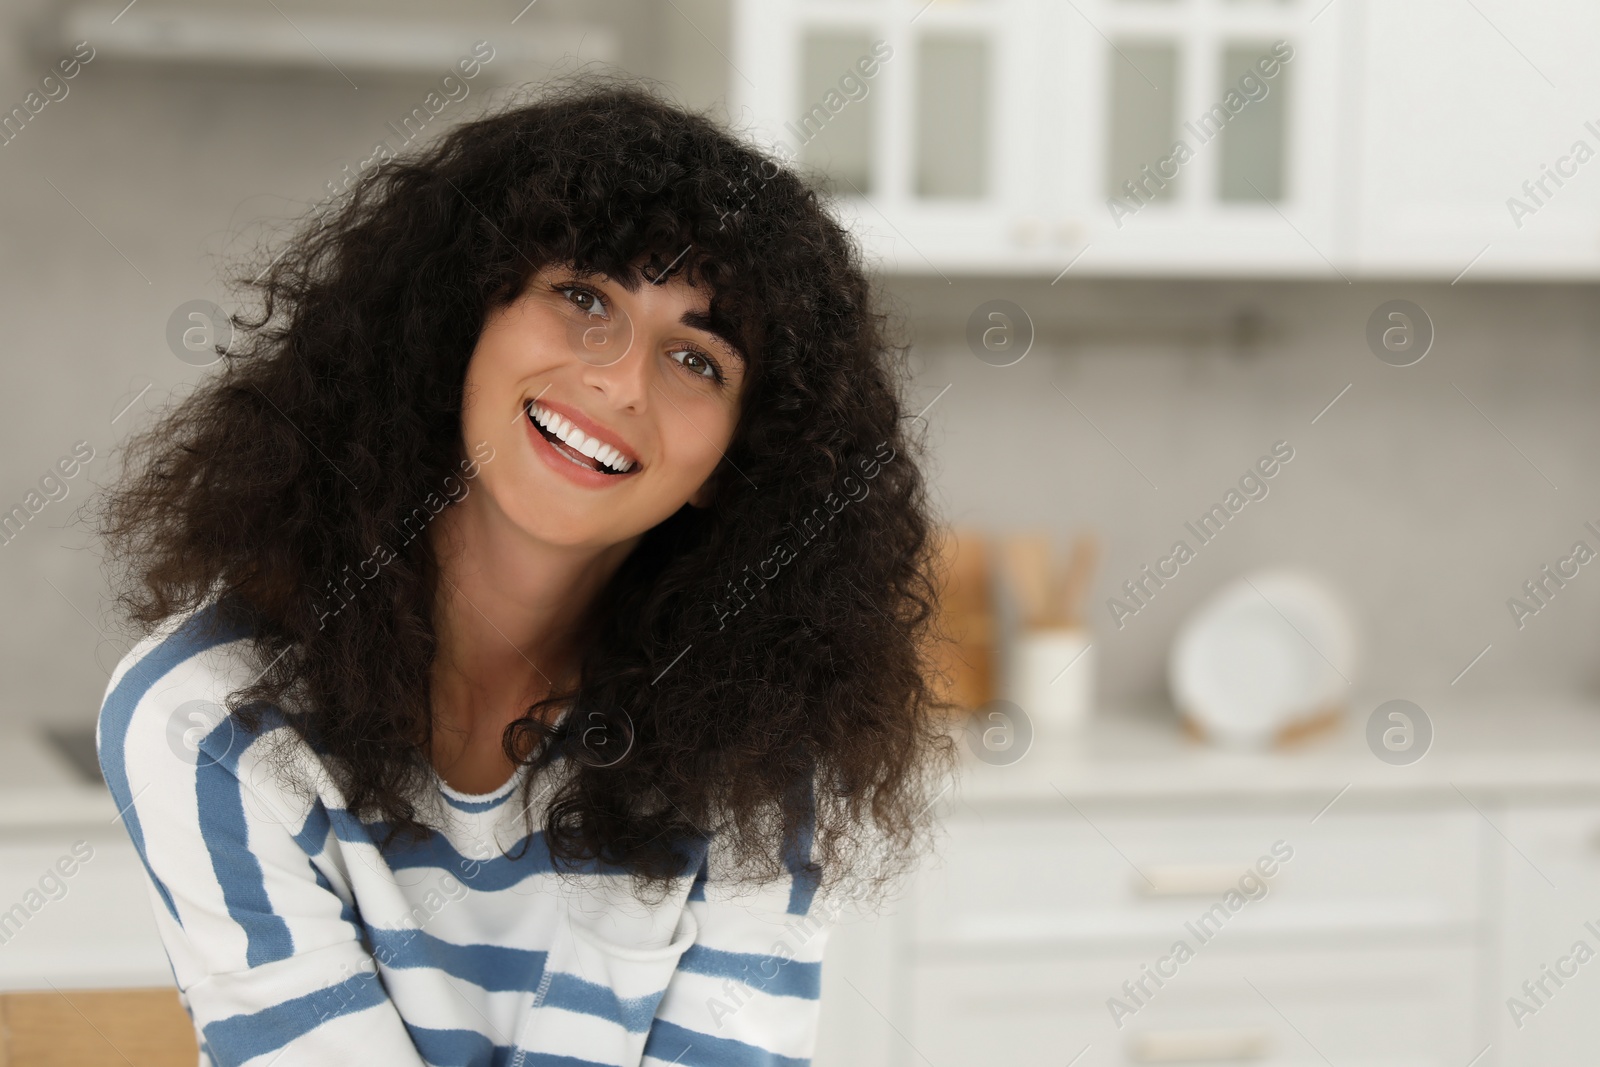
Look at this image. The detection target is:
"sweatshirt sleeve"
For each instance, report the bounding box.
[96,620,431,1067]
[641,809,838,1067]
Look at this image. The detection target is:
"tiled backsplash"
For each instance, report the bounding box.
[888,276,1600,707]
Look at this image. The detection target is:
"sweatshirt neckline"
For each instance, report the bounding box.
[428,705,574,813]
[433,759,529,813]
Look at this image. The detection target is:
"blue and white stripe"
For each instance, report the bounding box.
[98,600,835,1067]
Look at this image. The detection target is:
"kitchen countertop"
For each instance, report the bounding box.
[9,693,1600,832]
[946,690,1600,809]
[0,725,118,831]
[7,695,1590,996]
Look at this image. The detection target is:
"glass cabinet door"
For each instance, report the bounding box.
[733,0,1045,273]
[1039,0,1349,275]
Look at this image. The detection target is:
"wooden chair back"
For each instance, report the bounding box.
[0,988,197,1067]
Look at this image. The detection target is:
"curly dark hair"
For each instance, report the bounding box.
[93,74,956,908]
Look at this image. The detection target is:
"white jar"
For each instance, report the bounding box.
[1006,626,1095,737]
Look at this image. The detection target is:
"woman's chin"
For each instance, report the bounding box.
[490,493,650,554]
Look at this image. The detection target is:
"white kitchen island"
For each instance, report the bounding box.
[816,693,1600,1067]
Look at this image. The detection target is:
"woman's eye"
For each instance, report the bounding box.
[557,284,608,318]
[670,347,720,381]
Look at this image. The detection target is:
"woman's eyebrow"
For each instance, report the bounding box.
[576,268,746,363]
[679,308,746,364]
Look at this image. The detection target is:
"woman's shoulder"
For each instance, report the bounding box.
[101,598,259,734]
[104,595,253,690]
[97,597,319,806]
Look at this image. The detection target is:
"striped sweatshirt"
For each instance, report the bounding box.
[97,600,835,1067]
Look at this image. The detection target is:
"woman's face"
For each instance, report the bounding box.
[458,261,747,550]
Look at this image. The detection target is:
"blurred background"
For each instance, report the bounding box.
[4,0,1600,1064]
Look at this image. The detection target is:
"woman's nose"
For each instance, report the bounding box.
[577,314,651,411]
[565,304,632,368]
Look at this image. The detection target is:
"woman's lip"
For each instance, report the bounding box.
[527,397,640,468]
[524,407,639,489]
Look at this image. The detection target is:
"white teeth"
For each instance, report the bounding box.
[529,402,634,473]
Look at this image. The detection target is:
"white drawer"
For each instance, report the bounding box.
[0,830,172,990]
[907,944,1481,1067]
[913,808,1481,950]
[1495,802,1600,1066]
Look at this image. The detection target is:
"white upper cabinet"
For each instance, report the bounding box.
[731,0,1352,278]
[730,0,1596,279]
[1041,0,1351,278]
[1353,0,1600,279]
[730,0,1044,275]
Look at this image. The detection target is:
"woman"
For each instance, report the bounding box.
[93,77,953,1066]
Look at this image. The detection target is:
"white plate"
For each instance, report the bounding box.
[1168,569,1357,748]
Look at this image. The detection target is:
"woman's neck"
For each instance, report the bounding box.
[427,491,637,742]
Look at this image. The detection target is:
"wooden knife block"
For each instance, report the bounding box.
[928,527,996,715]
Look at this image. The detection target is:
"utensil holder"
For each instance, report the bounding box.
[1007,626,1094,737]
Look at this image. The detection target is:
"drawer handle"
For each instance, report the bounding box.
[1130,1028,1270,1062]
[1137,864,1251,897]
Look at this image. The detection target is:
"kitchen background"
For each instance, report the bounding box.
[4,0,1600,1065]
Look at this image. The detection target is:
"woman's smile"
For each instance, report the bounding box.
[523,397,641,487]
